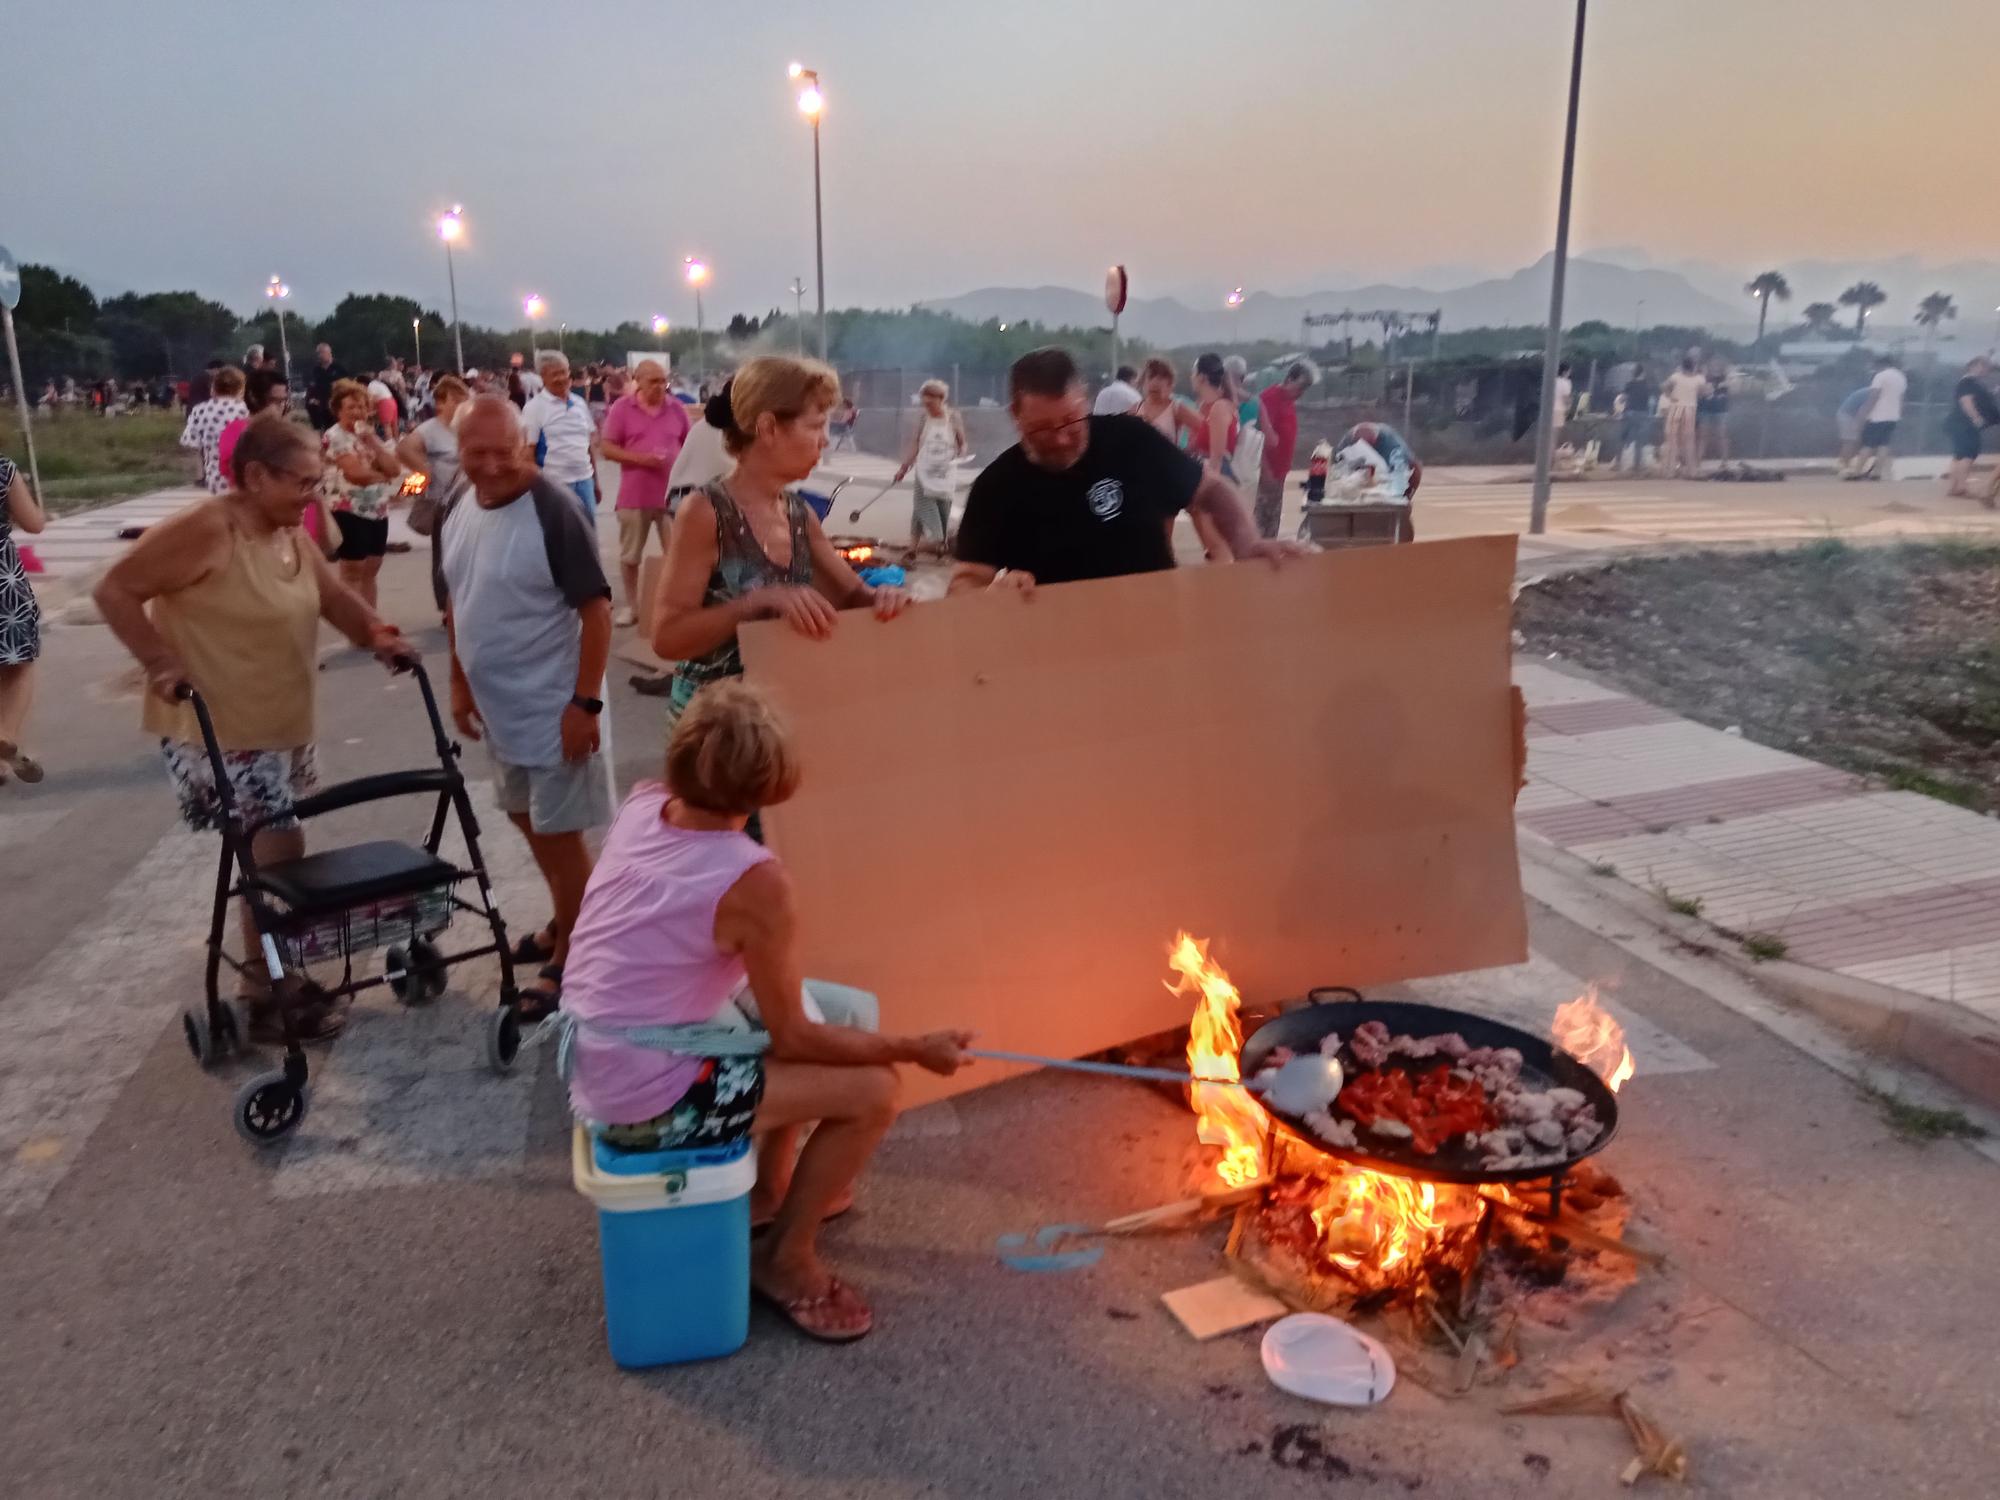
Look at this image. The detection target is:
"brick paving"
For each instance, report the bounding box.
[1515,659,2000,1027]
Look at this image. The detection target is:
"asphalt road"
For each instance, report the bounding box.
[5,508,1999,1498]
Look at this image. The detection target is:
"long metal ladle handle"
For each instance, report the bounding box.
[966,1047,1260,1091]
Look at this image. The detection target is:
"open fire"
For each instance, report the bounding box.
[1170,933,1634,1304]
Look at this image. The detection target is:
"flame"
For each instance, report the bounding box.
[398,472,429,497]
[1169,932,1268,1188]
[1312,1173,1482,1281]
[1552,986,1635,1092]
[842,544,875,563]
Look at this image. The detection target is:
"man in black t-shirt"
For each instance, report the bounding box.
[1944,355,2000,501]
[952,347,1310,596]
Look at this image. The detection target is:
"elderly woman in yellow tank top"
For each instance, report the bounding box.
[94,414,412,1042]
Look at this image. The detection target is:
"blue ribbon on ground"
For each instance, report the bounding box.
[995,1223,1104,1273]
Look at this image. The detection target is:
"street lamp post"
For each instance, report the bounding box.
[684,258,709,387]
[437,205,465,374]
[1529,0,1589,537]
[524,294,546,360]
[788,277,806,356]
[651,314,669,355]
[412,316,422,370]
[790,64,828,361]
[558,321,567,355]
[264,276,292,383]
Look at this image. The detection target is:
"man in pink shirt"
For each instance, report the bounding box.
[600,359,692,625]
[1254,361,1317,539]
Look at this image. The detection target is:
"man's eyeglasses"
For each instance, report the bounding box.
[1020,413,1090,442]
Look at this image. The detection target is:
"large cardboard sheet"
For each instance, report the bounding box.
[741,536,1526,1107]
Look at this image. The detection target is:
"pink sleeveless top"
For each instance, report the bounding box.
[562,782,775,1123]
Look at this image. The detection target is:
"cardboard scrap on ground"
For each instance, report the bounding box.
[1162,1275,1290,1340]
[742,536,1527,1108]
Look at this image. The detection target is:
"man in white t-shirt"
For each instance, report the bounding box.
[520,351,601,511]
[1093,365,1142,416]
[1849,354,1908,481]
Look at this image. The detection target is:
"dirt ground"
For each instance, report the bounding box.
[1515,541,2000,811]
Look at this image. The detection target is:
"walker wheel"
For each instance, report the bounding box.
[385,945,418,1004]
[233,1070,307,1146]
[485,1006,522,1075]
[409,936,449,1000]
[182,1007,217,1067]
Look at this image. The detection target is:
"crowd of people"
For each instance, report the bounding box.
[61,337,1316,1342]
[11,315,2000,1347]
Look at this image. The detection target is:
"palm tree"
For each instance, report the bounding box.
[1839,281,1888,337]
[1746,271,1791,347]
[1801,302,1838,337]
[1915,291,1958,332]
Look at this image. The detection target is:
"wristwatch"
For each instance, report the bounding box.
[570,694,604,715]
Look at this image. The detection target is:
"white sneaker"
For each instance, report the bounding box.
[614,606,636,628]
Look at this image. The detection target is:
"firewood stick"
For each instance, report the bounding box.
[1488,1199,1666,1268]
[1098,1176,1272,1236]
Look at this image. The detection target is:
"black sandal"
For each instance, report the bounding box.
[515,964,563,1023]
[510,924,556,965]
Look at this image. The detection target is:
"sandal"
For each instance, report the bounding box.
[515,964,563,1023]
[0,741,41,784]
[509,924,556,966]
[754,1274,874,1344]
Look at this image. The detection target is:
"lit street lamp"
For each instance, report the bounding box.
[789,63,828,360]
[436,205,466,374]
[1225,287,1244,309]
[524,293,546,358]
[651,314,669,354]
[787,277,806,356]
[264,275,292,383]
[685,257,709,386]
[412,316,421,369]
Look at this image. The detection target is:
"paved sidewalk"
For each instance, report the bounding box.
[1516,658,2000,1029]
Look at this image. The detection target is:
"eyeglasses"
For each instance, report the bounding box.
[1019,413,1091,442]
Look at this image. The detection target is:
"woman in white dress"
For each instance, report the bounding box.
[892,379,969,555]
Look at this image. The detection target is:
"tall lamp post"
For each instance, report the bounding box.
[684,257,709,387]
[789,63,828,361]
[787,277,807,356]
[264,276,292,383]
[523,294,546,359]
[436,205,466,375]
[412,316,421,370]
[1528,0,1589,537]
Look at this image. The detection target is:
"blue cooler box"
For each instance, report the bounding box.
[571,1125,755,1367]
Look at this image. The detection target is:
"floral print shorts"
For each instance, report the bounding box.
[597,1057,766,1152]
[161,740,320,833]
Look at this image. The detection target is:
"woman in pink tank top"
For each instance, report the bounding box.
[561,680,974,1344]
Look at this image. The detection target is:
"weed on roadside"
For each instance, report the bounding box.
[1588,860,1618,877]
[1863,1084,1988,1144]
[1656,886,1705,918]
[1740,932,1788,962]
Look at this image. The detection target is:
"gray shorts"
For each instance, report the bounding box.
[489,749,612,834]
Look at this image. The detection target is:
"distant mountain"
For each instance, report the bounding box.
[917,257,1745,346]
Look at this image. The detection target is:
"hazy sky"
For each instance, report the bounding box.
[7,0,1995,328]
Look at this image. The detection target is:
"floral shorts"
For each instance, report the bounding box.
[598,1057,766,1152]
[161,740,320,833]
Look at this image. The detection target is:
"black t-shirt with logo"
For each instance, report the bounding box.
[954,415,1204,584]
[1955,375,2000,430]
